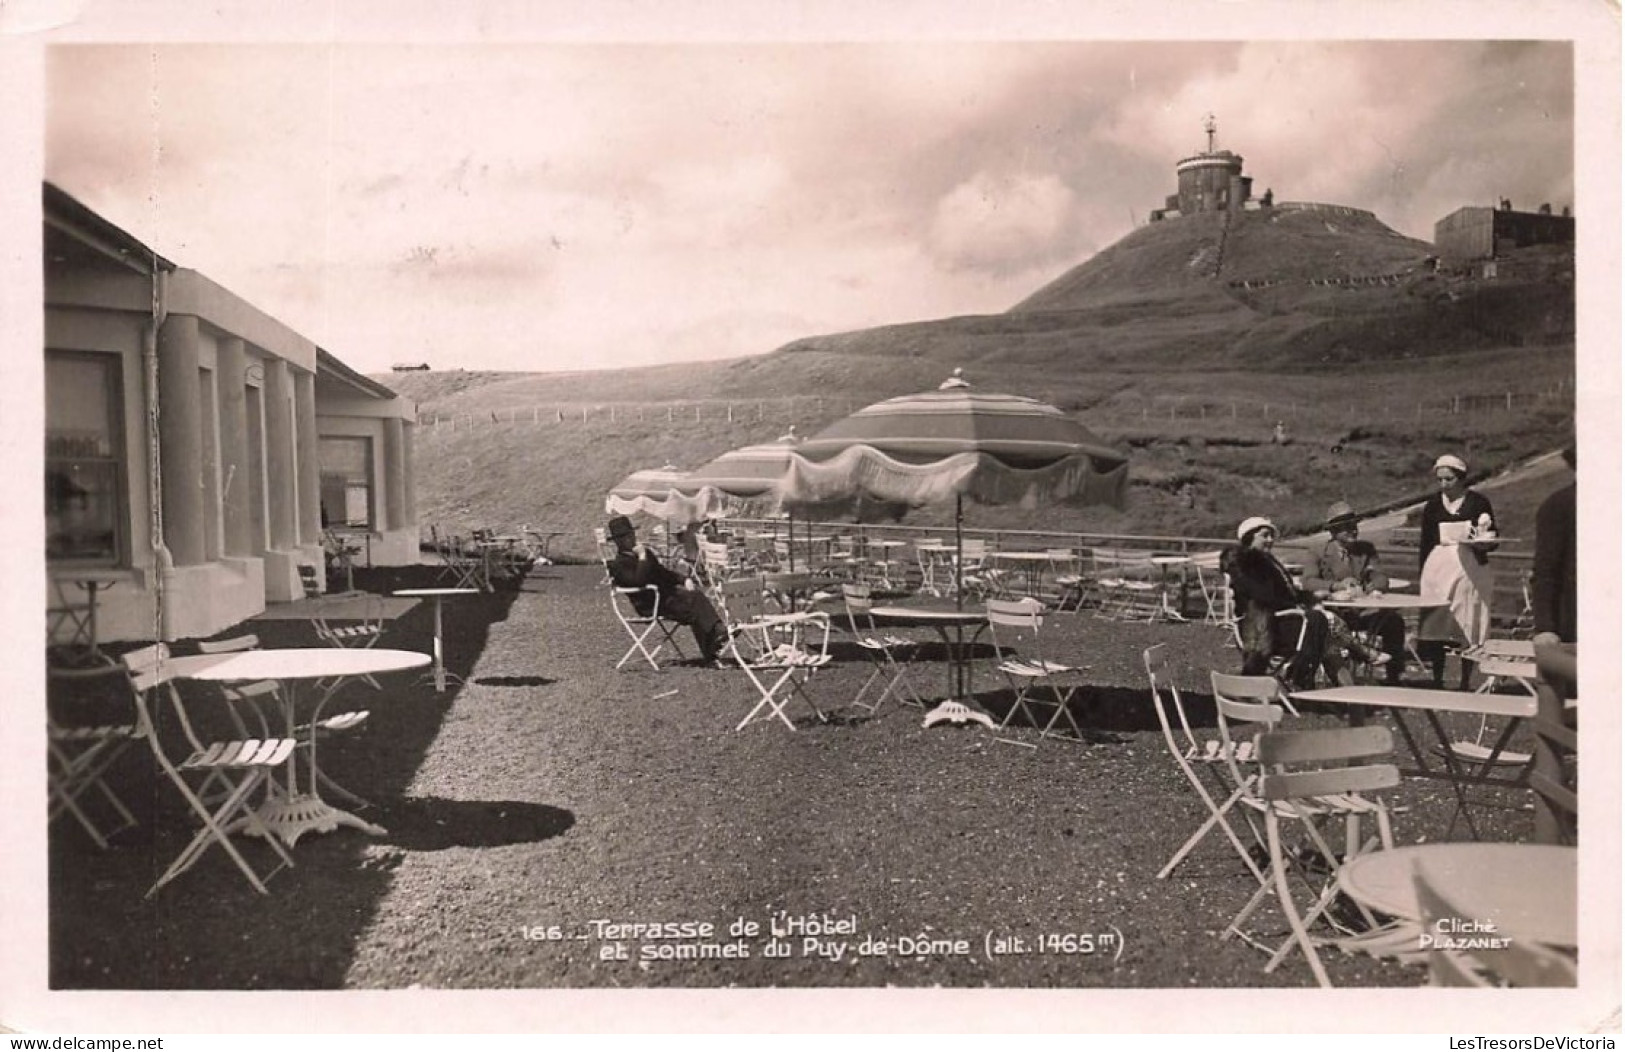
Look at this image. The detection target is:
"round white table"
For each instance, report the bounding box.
[394,587,479,692]
[169,647,431,846]
[1337,843,1576,948]
[869,605,993,729]
[989,551,1054,598]
[48,569,126,672]
[1322,593,1447,611]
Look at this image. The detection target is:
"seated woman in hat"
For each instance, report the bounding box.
[1303,501,1407,684]
[1220,516,1333,687]
[605,515,729,663]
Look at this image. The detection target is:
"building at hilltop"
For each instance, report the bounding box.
[1433,202,1575,263]
[1149,114,1254,221]
[1147,116,1378,225]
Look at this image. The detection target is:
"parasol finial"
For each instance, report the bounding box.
[938,368,970,390]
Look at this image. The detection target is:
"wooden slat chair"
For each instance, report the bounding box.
[123,644,298,897]
[306,592,387,690]
[840,583,926,715]
[1143,646,1264,884]
[1091,548,1162,622]
[1414,865,1576,987]
[197,634,373,807]
[1246,725,1401,987]
[717,578,832,732]
[1213,672,1390,966]
[1044,548,1087,611]
[986,598,1090,743]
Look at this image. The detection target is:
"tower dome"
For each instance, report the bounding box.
[1151,115,1256,221]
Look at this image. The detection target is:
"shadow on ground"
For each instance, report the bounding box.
[46,564,530,989]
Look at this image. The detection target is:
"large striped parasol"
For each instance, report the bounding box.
[783,372,1130,604]
[603,465,691,521]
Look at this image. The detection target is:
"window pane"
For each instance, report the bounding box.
[319,436,372,528]
[45,352,122,564]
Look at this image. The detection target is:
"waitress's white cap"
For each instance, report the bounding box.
[1433,454,1468,475]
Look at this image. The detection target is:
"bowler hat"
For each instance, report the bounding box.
[606,515,637,540]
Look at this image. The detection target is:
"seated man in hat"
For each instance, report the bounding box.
[604,515,728,664]
[1303,501,1406,684]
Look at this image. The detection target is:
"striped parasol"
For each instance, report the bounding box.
[783,372,1130,604]
[671,438,801,523]
[603,465,691,521]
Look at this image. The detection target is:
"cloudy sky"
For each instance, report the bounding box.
[40,29,1577,375]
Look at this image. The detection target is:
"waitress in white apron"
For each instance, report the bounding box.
[1416,454,1498,689]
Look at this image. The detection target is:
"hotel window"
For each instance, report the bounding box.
[45,351,125,564]
[319,436,373,529]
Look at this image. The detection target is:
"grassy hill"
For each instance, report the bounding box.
[377,212,1576,562]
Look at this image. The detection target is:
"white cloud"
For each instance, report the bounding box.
[41,39,1579,373]
[928,171,1078,276]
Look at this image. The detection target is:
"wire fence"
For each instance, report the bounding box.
[415,378,1572,433]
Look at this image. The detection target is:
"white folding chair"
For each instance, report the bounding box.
[840,583,926,715]
[310,593,387,690]
[198,634,372,807]
[958,538,1006,600]
[609,582,688,671]
[48,666,144,849]
[986,598,1089,742]
[1143,646,1264,884]
[1189,553,1235,627]
[1223,717,1402,987]
[124,645,298,897]
[718,578,832,731]
[1046,548,1087,611]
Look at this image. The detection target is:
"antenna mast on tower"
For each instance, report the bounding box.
[1203,113,1218,153]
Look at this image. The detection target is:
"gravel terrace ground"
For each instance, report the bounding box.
[48,561,1539,993]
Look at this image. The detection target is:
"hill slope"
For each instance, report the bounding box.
[377,208,1575,558]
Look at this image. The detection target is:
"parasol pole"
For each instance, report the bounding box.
[954,493,964,611]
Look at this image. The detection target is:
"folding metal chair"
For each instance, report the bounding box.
[197,634,372,807]
[609,582,688,671]
[1046,548,1087,611]
[840,583,926,715]
[986,598,1089,742]
[47,666,144,849]
[718,578,832,731]
[1143,646,1264,884]
[123,645,299,897]
[308,593,387,690]
[1190,554,1235,627]
[1225,720,1401,987]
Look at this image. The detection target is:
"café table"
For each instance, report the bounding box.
[913,542,957,596]
[988,551,1053,599]
[868,603,994,730]
[393,587,479,692]
[858,539,909,589]
[48,568,127,672]
[1337,843,1576,949]
[167,647,431,846]
[1323,591,1446,682]
[1291,683,1537,840]
[1150,555,1193,620]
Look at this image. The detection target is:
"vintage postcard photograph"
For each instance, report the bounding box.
[1,0,1618,1036]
